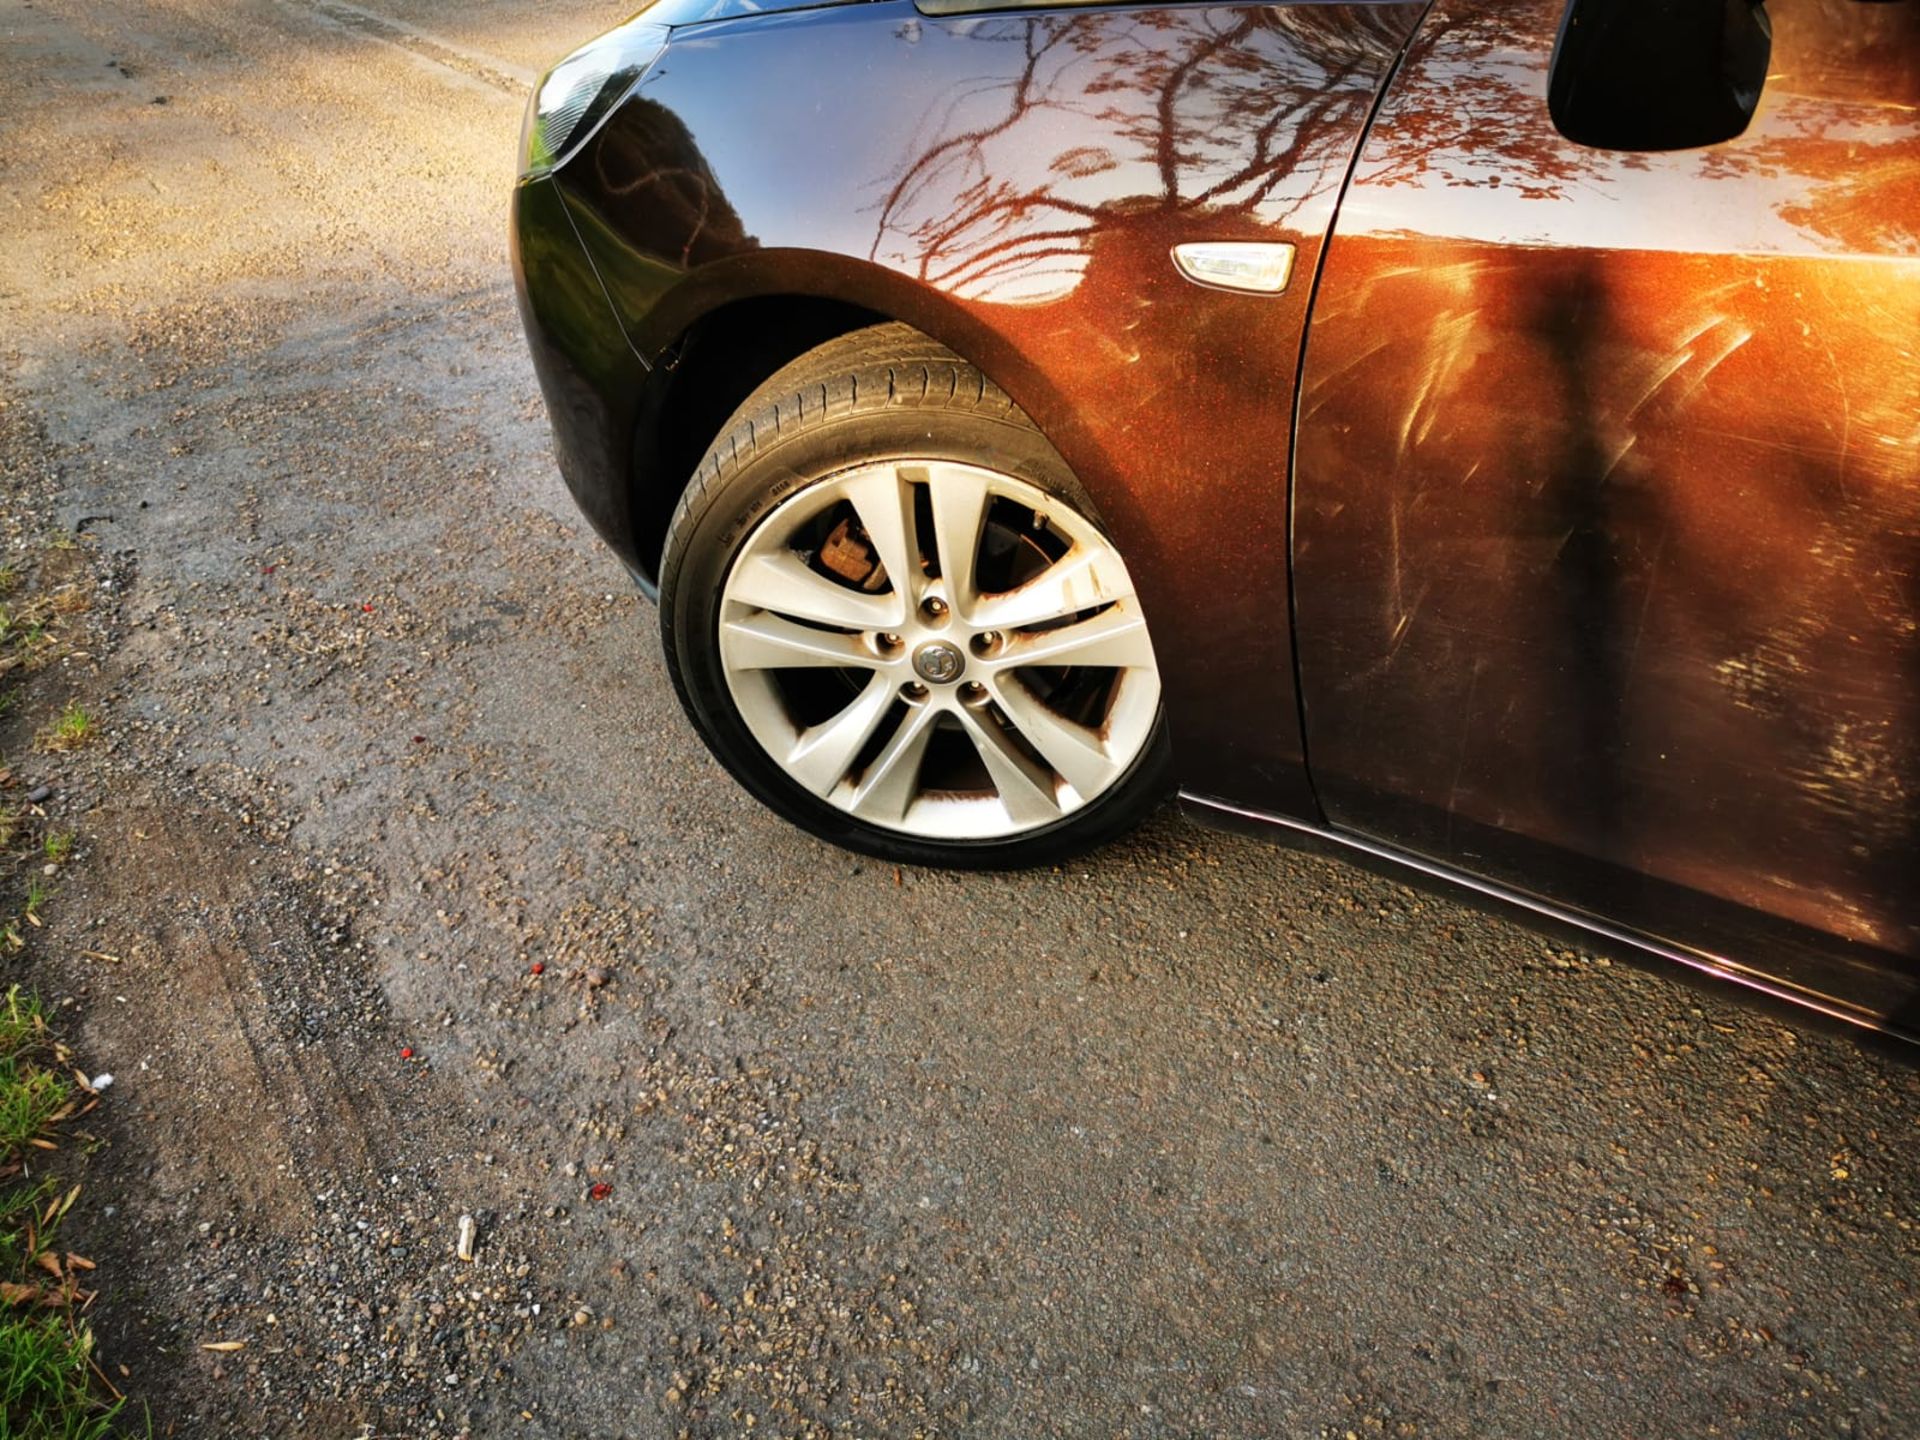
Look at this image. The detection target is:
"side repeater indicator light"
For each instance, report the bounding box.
[1171,242,1296,295]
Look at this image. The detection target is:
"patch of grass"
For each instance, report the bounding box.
[0,989,122,1438]
[0,1312,119,1440]
[21,879,48,925]
[0,990,47,1057]
[0,808,16,851]
[35,704,94,755]
[0,1177,57,1273]
[40,835,72,866]
[0,1060,67,1159]
[0,990,68,1153]
[0,607,55,676]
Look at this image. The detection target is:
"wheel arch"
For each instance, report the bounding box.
[622,252,1092,590]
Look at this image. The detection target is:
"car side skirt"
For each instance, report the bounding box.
[1181,791,1920,1051]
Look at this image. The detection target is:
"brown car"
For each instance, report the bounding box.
[511,0,1920,1043]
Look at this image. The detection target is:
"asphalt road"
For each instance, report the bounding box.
[2,1,1917,1436]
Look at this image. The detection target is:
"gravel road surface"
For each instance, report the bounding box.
[2,1,1917,1435]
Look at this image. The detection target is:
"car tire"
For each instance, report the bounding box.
[658,322,1171,869]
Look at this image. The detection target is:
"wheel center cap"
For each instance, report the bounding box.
[912,640,965,685]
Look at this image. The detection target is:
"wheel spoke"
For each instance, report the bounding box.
[990,678,1119,799]
[997,603,1155,670]
[953,706,1062,826]
[971,544,1132,631]
[843,703,939,823]
[786,673,896,796]
[728,550,902,630]
[924,465,992,619]
[840,467,923,603]
[721,612,879,671]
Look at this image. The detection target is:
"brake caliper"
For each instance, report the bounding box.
[816,517,889,592]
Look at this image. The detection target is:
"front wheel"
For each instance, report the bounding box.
[658,324,1170,869]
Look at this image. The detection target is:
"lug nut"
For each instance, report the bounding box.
[970,631,1002,657]
[878,632,903,650]
[959,681,987,706]
[901,681,930,701]
[920,597,948,621]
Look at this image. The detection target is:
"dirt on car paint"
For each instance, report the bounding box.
[1,2,1917,1437]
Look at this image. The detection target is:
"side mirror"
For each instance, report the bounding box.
[1550,0,1772,150]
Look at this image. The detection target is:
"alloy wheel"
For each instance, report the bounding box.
[716,458,1162,840]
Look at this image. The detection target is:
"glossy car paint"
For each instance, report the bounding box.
[1292,0,1920,1036]
[513,176,653,560]
[511,0,1920,1042]
[540,0,1425,815]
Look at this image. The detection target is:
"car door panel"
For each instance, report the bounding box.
[1293,0,1920,1016]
